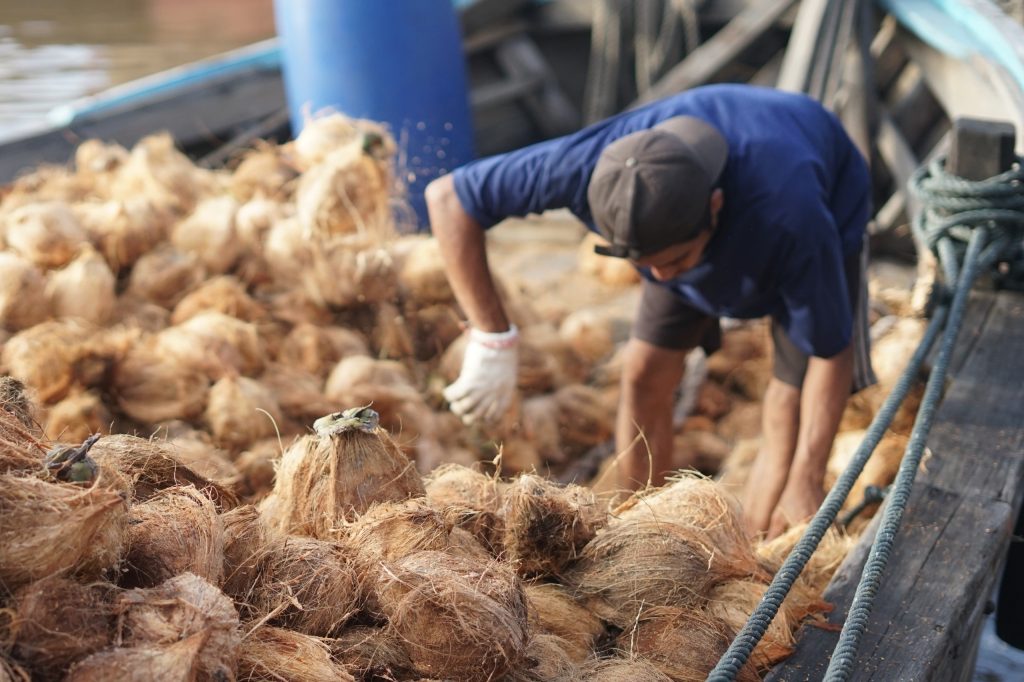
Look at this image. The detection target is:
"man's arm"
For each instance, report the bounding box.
[767,343,853,538]
[425,174,510,333]
[616,338,689,490]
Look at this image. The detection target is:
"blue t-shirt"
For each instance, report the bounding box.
[451,84,871,357]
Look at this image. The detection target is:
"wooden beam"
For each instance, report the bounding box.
[768,290,1024,680]
[494,35,580,137]
[630,0,798,107]
[947,118,1017,181]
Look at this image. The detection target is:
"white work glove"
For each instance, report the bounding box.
[444,325,519,426]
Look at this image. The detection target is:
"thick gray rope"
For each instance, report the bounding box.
[707,296,949,680]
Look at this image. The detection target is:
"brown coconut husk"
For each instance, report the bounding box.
[306,240,398,309]
[123,486,224,588]
[156,424,239,483]
[126,244,206,310]
[109,295,170,333]
[238,624,355,682]
[714,438,761,498]
[327,382,433,461]
[576,657,672,681]
[0,252,51,332]
[559,309,618,365]
[258,363,338,424]
[394,236,455,306]
[260,426,424,538]
[74,138,128,178]
[10,575,115,679]
[1,318,96,404]
[44,245,116,325]
[221,505,272,596]
[376,550,529,681]
[73,198,170,273]
[504,633,579,682]
[0,377,39,435]
[263,215,313,285]
[0,656,31,682]
[43,391,111,443]
[290,113,360,168]
[0,474,128,589]
[170,275,267,325]
[171,195,241,275]
[406,303,464,361]
[564,516,759,627]
[554,383,615,450]
[371,300,416,359]
[229,146,299,202]
[3,201,87,269]
[755,522,856,600]
[673,430,733,474]
[523,582,605,663]
[233,438,285,499]
[116,572,240,681]
[65,629,209,682]
[156,311,265,379]
[520,394,564,463]
[204,374,284,451]
[276,322,369,377]
[89,434,237,509]
[110,337,211,423]
[612,474,760,577]
[331,624,413,679]
[618,606,760,682]
[234,196,288,253]
[423,463,505,554]
[706,324,770,379]
[324,354,415,397]
[231,534,362,636]
[110,132,215,215]
[502,474,606,578]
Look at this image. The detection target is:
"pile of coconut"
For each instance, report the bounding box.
[0,382,858,681]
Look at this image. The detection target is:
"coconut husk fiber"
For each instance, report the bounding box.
[520,394,564,463]
[371,300,416,359]
[394,236,455,307]
[575,657,672,682]
[0,657,31,682]
[502,474,606,578]
[9,575,115,680]
[331,624,413,680]
[1,318,96,404]
[72,197,169,273]
[504,633,579,682]
[125,243,206,310]
[221,504,272,597]
[123,486,224,588]
[89,434,237,509]
[260,427,424,539]
[228,534,362,636]
[618,606,760,682]
[612,474,762,580]
[423,463,505,554]
[755,522,856,600]
[238,625,355,682]
[306,240,398,309]
[110,337,210,424]
[258,363,339,425]
[156,311,265,380]
[161,429,239,485]
[44,245,116,325]
[116,572,240,682]
[229,145,299,202]
[2,201,87,269]
[65,629,209,682]
[553,383,615,450]
[0,474,128,590]
[171,195,242,275]
[109,132,215,215]
[375,550,529,681]
[43,391,111,443]
[0,251,51,332]
[204,374,284,451]
[233,438,284,499]
[523,582,605,663]
[559,309,618,365]
[276,322,369,378]
[0,389,46,473]
[170,275,267,325]
[564,516,758,628]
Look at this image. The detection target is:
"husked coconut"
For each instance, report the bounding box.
[324,354,416,399]
[156,311,265,379]
[263,216,312,284]
[109,295,170,332]
[233,438,284,499]
[395,237,454,306]
[116,572,240,681]
[617,606,760,682]
[204,374,284,451]
[0,376,40,435]
[234,196,288,251]
[423,463,504,554]
[45,245,116,324]
[110,338,211,424]
[370,300,415,359]
[0,252,51,331]
[504,633,578,682]
[0,657,30,682]
[1,318,94,404]
[239,625,355,682]
[502,474,606,578]
[520,394,563,463]
[277,322,369,377]
[171,195,241,274]
[229,145,299,201]
[73,197,169,272]
[756,522,856,600]
[0,474,128,590]
[10,575,115,679]
[260,408,423,538]
[292,113,360,168]
[3,201,86,269]
[65,630,210,682]
[577,657,672,681]
[170,275,266,325]
[126,244,206,309]
[109,132,216,214]
[376,550,528,681]
[523,582,605,663]
[160,427,239,484]
[74,138,129,180]
[559,309,617,364]
[306,240,398,308]
[258,363,338,424]
[221,505,271,597]
[554,383,615,450]
[230,534,362,636]
[43,391,111,443]
[407,303,463,361]
[331,625,412,680]
[123,486,224,588]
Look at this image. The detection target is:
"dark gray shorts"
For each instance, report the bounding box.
[632,242,877,393]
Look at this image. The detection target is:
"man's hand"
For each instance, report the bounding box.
[767,476,825,539]
[444,325,519,426]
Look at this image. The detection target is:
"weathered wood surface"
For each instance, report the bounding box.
[768,291,1024,681]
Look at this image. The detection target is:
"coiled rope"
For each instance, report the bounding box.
[710,153,1024,680]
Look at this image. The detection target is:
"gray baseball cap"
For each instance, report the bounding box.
[587,116,728,259]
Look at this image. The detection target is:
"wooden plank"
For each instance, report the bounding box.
[768,291,1024,680]
[630,0,798,107]
[494,35,580,137]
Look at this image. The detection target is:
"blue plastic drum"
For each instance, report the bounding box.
[273,0,475,229]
